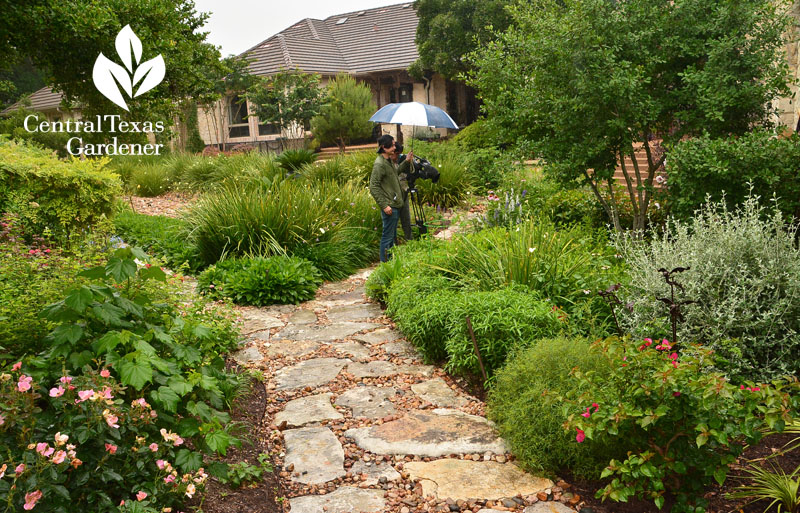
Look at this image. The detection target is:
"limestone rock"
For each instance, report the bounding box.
[262,339,320,358]
[288,309,317,324]
[332,341,372,360]
[404,459,553,501]
[353,328,402,345]
[523,502,575,513]
[326,303,383,322]
[274,393,343,428]
[274,322,380,343]
[283,427,345,484]
[350,461,401,486]
[289,487,385,513]
[411,378,468,408]
[383,340,417,356]
[274,358,351,390]
[231,346,262,366]
[347,360,398,378]
[335,386,397,418]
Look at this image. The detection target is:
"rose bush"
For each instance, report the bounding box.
[558,336,800,512]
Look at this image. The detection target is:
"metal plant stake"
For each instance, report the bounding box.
[655,267,696,348]
[598,283,625,336]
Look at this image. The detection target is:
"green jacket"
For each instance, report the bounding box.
[369,155,410,210]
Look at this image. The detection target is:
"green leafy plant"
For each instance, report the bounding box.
[414,154,475,208]
[217,453,274,489]
[275,149,316,173]
[197,255,322,306]
[561,336,800,512]
[311,73,376,151]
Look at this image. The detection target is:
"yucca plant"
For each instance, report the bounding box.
[415,154,475,208]
[729,463,800,513]
[275,149,317,172]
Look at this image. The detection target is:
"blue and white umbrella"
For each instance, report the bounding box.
[369,102,458,129]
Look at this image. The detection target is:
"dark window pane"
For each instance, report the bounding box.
[229,95,248,125]
[258,123,280,136]
[229,125,250,138]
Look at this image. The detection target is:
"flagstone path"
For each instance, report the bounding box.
[231,267,582,513]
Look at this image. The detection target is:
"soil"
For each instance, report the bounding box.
[193,370,282,513]
[566,432,800,513]
[124,192,195,218]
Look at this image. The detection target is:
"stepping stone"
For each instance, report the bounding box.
[274,393,343,428]
[289,487,385,513]
[411,378,468,408]
[354,328,402,345]
[237,311,283,334]
[288,309,317,324]
[335,386,397,418]
[352,268,374,280]
[231,346,262,366]
[350,461,401,486]
[326,304,383,322]
[320,282,352,294]
[478,510,507,513]
[317,291,368,307]
[396,364,435,377]
[404,459,552,501]
[274,322,380,343]
[332,341,372,360]
[383,340,417,356]
[283,427,345,484]
[524,503,575,513]
[262,340,320,358]
[274,358,351,391]
[346,360,398,378]
[344,409,507,457]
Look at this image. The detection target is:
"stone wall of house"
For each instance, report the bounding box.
[775,0,800,131]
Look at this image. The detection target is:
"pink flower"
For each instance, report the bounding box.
[75,389,94,403]
[185,483,196,498]
[741,384,746,390]
[149,443,159,452]
[49,386,65,397]
[104,412,119,429]
[17,375,32,392]
[164,474,176,484]
[51,450,67,464]
[100,387,113,400]
[174,437,184,446]
[0,414,4,426]
[673,391,681,397]
[136,491,147,501]
[105,443,117,454]
[35,443,54,457]
[576,428,586,443]
[643,338,652,344]
[54,432,68,446]
[581,410,591,418]
[59,376,72,384]
[752,387,761,392]
[23,490,42,510]
[0,464,5,479]
[15,464,25,474]
[669,352,678,360]
[592,402,599,412]
[100,369,110,378]
[12,361,21,371]
[156,459,167,470]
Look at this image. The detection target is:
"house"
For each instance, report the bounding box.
[198,2,477,150]
[0,87,78,121]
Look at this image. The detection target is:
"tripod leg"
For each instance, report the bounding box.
[409,189,427,236]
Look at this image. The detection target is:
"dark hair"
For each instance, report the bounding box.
[377,134,394,154]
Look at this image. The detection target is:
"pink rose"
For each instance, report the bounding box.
[0,414,4,426]
[100,369,110,378]
[15,464,25,474]
[59,376,73,384]
[35,443,50,456]
[51,450,67,464]
[17,375,32,392]
[136,491,148,501]
[164,474,176,484]
[105,443,118,454]
[576,428,586,443]
[49,386,65,397]
[104,413,120,429]
[12,362,21,371]
[23,490,42,510]
[101,387,113,400]
[0,464,5,479]
[76,389,94,403]
[149,443,159,452]
[156,459,167,470]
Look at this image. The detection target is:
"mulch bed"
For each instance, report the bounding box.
[193,370,282,513]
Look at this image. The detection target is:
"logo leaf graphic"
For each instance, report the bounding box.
[93,53,133,111]
[115,25,142,73]
[132,55,165,97]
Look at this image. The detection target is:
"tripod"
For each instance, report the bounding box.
[408,185,427,235]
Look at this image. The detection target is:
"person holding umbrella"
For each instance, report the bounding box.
[369,134,413,262]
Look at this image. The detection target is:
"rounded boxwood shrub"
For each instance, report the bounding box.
[488,337,623,478]
[197,255,322,306]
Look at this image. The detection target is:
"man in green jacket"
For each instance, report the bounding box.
[369,134,413,262]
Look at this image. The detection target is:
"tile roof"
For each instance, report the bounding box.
[243,2,419,76]
[1,86,64,115]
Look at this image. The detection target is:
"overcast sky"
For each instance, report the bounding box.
[192,0,409,57]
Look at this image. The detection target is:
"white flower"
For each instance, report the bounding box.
[320,227,325,234]
[528,247,536,253]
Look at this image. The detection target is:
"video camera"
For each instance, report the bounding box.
[396,143,440,189]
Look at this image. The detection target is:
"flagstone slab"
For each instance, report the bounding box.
[326,303,383,322]
[404,459,552,501]
[317,290,367,307]
[350,461,401,486]
[346,360,398,378]
[237,311,284,334]
[262,339,321,358]
[411,378,468,408]
[274,358,351,391]
[320,282,352,294]
[288,309,317,324]
[274,322,381,343]
[335,386,397,418]
[383,340,417,356]
[344,409,507,457]
[289,487,385,513]
[523,502,575,513]
[396,364,436,378]
[283,427,345,484]
[274,393,343,428]
[332,341,372,360]
[231,346,263,366]
[353,328,402,345]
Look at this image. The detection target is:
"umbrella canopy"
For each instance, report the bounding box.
[369,102,458,129]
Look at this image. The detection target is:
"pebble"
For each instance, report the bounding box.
[536,492,548,501]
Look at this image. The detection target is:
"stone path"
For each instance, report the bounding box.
[231,270,581,513]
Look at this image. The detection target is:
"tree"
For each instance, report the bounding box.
[0,0,227,125]
[468,0,793,233]
[410,0,513,80]
[246,69,325,149]
[311,74,376,152]
[199,55,258,151]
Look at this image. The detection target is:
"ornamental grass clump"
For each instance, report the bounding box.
[560,336,800,512]
[616,195,800,381]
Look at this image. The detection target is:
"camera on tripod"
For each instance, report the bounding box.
[395,142,440,235]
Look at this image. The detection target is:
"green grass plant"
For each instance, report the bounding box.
[415,154,475,208]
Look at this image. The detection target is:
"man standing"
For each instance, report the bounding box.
[369,134,413,262]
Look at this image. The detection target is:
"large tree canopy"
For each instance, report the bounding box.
[0,0,227,122]
[311,74,376,152]
[411,0,513,80]
[468,0,793,232]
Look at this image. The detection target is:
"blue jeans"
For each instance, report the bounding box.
[380,208,400,262]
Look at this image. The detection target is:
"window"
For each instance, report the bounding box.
[390,83,413,103]
[228,94,250,138]
[258,121,280,136]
